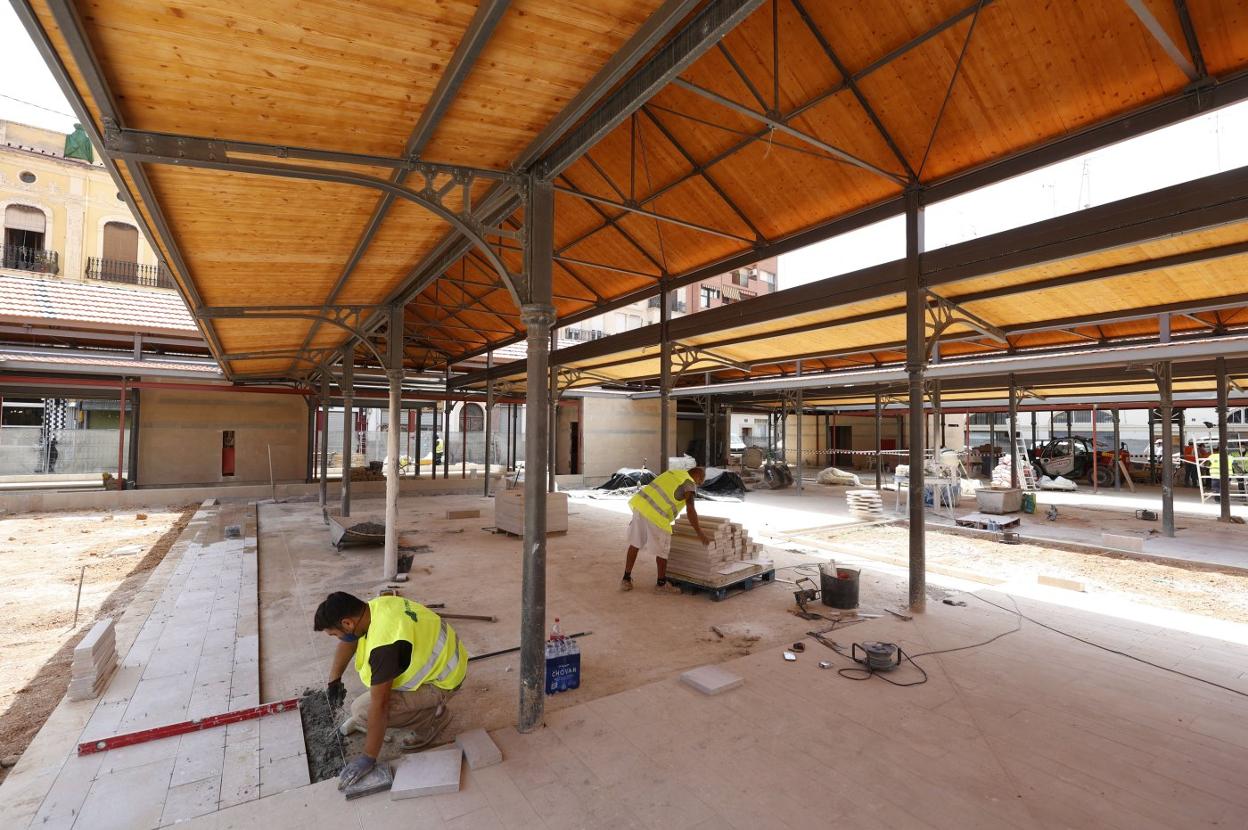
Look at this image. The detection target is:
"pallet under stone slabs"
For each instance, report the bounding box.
[21,501,309,830]
[68,619,119,701]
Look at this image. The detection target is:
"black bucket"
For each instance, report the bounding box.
[821,566,860,610]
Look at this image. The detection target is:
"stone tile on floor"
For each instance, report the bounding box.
[160,776,221,826]
[679,664,744,696]
[74,756,176,830]
[454,728,502,770]
[392,747,464,800]
[259,752,310,798]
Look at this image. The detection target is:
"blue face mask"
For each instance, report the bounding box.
[338,632,358,644]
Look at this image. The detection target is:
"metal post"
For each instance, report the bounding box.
[413,406,422,478]
[443,367,452,480]
[703,397,712,466]
[1158,361,1175,537]
[431,402,438,480]
[383,306,404,579]
[340,347,353,517]
[519,177,554,734]
[318,375,329,506]
[1091,405,1099,492]
[1217,356,1231,521]
[904,187,926,612]
[549,330,557,492]
[461,395,468,480]
[127,388,140,486]
[510,404,518,470]
[874,391,882,491]
[117,379,127,482]
[723,404,733,466]
[306,397,316,483]
[1148,408,1156,485]
[1008,374,1018,489]
[1113,409,1121,491]
[484,351,494,497]
[795,360,804,492]
[660,279,671,473]
[1031,410,1037,452]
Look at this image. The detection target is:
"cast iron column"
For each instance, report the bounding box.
[549,330,558,492]
[484,351,494,497]
[1008,373,1019,489]
[340,347,353,517]
[660,280,671,472]
[1158,361,1175,537]
[127,389,140,486]
[443,367,452,479]
[1217,356,1231,521]
[318,374,329,506]
[874,391,882,491]
[519,178,554,734]
[383,305,404,580]
[305,397,315,483]
[904,188,927,611]
[795,361,804,492]
[1113,409,1121,490]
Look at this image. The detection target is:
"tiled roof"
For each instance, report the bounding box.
[0,350,221,375]
[0,273,198,334]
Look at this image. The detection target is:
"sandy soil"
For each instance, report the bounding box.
[0,505,195,782]
[807,523,1248,623]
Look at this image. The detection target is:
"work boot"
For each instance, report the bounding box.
[399,703,452,752]
[653,580,682,595]
[619,575,633,592]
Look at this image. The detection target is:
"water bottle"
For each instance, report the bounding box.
[550,617,562,642]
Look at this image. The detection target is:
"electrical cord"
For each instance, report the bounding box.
[969,593,1248,700]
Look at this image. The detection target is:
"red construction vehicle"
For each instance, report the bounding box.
[1029,436,1130,486]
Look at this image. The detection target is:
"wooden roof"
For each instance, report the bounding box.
[21,0,1248,382]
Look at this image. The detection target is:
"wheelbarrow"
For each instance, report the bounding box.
[325,509,386,551]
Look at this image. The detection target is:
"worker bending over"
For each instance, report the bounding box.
[621,466,709,593]
[314,591,467,790]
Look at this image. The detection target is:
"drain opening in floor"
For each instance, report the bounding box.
[299,688,347,782]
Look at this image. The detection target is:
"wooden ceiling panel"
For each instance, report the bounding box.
[75,0,476,156]
[143,165,378,307]
[338,197,452,306]
[560,224,664,281]
[421,0,666,169]
[1188,0,1248,75]
[226,358,297,376]
[705,131,902,240]
[213,318,313,354]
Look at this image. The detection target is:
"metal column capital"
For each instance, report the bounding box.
[520,304,557,329]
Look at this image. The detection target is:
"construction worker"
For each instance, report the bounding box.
[434,436,444,466]
[1232,444,1248,495]
[620,467,710,593]
[314,591,467,791]
[1182,440,1198,488]
[1209,448,1222,499]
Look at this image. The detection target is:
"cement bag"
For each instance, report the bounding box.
[1038,475,1077,491]
[816,467,862,486]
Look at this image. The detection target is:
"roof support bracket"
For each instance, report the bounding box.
[925,291,1008,356]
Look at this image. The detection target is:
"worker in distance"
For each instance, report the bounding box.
[314,591,467,791]
[620,466,710,593]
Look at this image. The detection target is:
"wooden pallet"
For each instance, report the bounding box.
[665,567,776,602]
[954,512,1021,530]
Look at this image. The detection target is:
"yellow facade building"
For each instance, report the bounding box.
[1,118,167,287]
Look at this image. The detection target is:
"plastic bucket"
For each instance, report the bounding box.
[820,566,860,610]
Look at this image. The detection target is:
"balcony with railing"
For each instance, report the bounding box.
[647,296,687,313]
[564,327,606,342]
[2,244,59,275]
[85,257,176,289]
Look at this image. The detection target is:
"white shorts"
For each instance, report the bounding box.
[627,511,672,560]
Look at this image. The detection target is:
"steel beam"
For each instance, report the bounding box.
[660,281,672,472]
[553,185,754,244]
[536,0,767,179]
[1125,0,1199,81]
[672,78,907,185]
[484,351,494,496]
[1008,373,1018,489]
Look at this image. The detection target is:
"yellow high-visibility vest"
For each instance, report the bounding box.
[355,596,467,691]
[628,469,694,533]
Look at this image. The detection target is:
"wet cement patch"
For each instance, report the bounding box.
[299,688,347,782]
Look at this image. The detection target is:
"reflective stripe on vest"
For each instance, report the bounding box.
[628,469,693,533]
[355,597,467,691]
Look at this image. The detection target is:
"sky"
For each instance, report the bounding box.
[3,2,1246,292]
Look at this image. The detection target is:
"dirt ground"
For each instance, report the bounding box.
[0,505,194,783]
[807,523,1248,623]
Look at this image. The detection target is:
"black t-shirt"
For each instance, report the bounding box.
[367,640,413,686]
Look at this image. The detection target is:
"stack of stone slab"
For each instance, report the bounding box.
[845,489,884,519]
[68,618,117,701]
[494,489,568,536]
[667,516,769,586]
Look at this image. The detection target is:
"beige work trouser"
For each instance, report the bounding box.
[351,683,456,739]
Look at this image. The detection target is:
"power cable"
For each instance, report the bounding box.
[0,92,74,118]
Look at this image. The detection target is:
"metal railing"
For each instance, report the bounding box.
[564,327,606,342]
[85,256,175,288]
[2,244,59,274]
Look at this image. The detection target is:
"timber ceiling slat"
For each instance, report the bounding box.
[1189,0,1248,75]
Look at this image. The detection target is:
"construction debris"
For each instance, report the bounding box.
[817,467,862,486]
[68,618,117,701]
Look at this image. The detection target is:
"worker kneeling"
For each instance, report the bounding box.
[621,466,709,593]
[314,591,467,790]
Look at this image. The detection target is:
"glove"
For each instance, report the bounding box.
[337,754,376,790]
[326,678,346,709]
